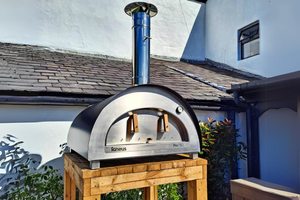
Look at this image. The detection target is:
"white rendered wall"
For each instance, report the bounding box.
[205,0,300,77]
[194,110,226,123]
[259,108,300,193]
[0,105,86,173]
[0,0,205,61]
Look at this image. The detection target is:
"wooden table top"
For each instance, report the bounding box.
[64,152,207,179]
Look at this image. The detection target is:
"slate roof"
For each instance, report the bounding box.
[0,42,258,102]
[165,61,258,90]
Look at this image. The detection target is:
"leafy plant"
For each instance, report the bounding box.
[158,183,182,200]
[0,135,41,199]
[8,165,63,200]
[200,118,247,200]
[101,183,183,200]
[102,188,143,200]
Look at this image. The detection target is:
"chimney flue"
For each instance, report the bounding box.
[125,2,158,85]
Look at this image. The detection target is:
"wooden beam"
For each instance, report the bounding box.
[64,153,208,178]
[187,179,207,200]
[82,195,101,200]
[91,166,203,195]
[65,158,91,196]
[79,192,83,200]
[64,170,71,200]
[93,166,202,187]
[71,179,76,200]
[144,186,158,200]
[64,154,100,179]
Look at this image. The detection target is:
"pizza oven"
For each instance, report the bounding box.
[67,2,202,169]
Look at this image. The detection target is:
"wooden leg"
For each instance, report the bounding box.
[78,191,101,200]
[187,179,207,200]
[64,170,71,200]
[70,178,76,200]
[79,191,83,200]
[82,195,101,200]
[143,185,158,200]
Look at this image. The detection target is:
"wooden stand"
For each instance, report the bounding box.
[64,153,207,200]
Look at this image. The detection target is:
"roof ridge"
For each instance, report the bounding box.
[205,58,265,80]
[42,46,132,62]
[165,65,229,93]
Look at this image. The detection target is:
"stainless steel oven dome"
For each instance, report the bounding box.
[67,2,202,169]
[67,84,201,169]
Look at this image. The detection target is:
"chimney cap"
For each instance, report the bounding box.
[124,2,158,18]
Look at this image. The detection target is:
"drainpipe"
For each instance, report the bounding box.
[247,104,260,179]
[233,91,260,179]
[227,110,238,179]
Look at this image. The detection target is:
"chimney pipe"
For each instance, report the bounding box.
[125,2,158,85]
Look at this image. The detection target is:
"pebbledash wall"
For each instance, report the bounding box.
[0,0,205,61]
[0,104,237,173]
[205,0,300,77]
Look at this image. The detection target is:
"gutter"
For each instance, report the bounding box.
[0,95,106,106]
[0,94,239,109]
[228,70,300,94]
[0,90,110,106]
[0,89,239,109]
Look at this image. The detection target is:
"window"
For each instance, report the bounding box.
[238,21,259,60]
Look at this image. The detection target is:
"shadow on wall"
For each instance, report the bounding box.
[0,135,68,199]
[181,1,205,61]
[43,143,68,177]
[0,135,42,197]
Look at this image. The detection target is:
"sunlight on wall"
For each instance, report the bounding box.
[0,0,205,60]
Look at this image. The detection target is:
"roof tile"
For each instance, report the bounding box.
[0,42,258,101]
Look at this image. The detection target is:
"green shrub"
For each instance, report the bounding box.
[102,189,143,200]
[158,183,182,200]
[200,118,247,200]
[8,165,63,200]
[101,183,182,200]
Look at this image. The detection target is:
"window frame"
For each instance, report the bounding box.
[238,20,260,60]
